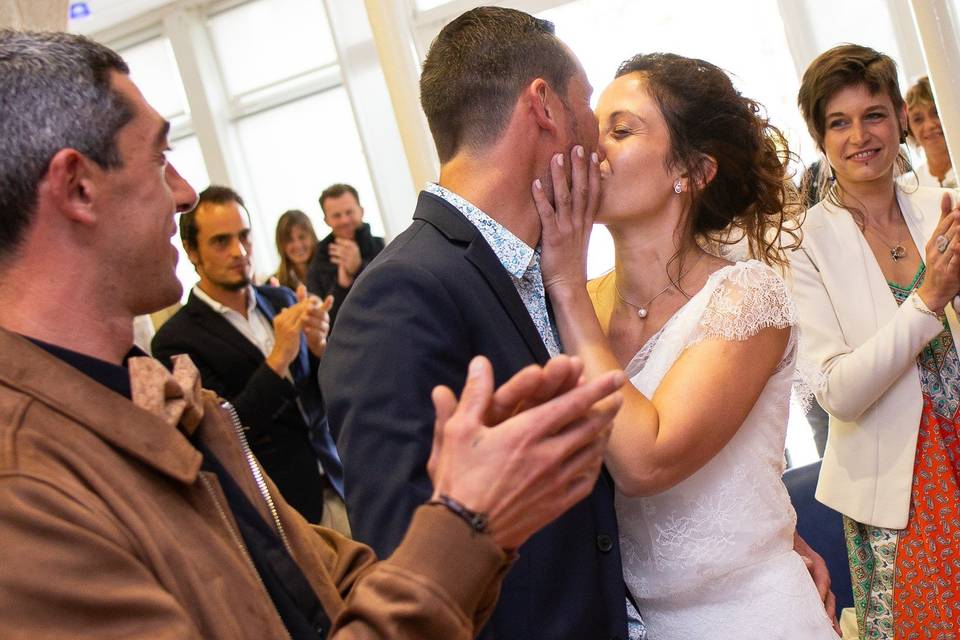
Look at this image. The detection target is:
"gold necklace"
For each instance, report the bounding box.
[863,197,907,262]
[614,253,705,319]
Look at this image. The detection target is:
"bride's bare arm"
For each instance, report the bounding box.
[546,281,787,495]
[534,148,786,496]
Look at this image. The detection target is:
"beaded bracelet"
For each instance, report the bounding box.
[428,494,489,535]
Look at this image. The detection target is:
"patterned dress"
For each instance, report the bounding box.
[844,263,960,639]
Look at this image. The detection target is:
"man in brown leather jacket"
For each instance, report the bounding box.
[0,29,623,639]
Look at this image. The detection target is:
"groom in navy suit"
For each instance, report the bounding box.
[322,8,628,639]
[153,186,344,528]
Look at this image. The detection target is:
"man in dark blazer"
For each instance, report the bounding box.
[322,8,628,639]
[153,186,345,528]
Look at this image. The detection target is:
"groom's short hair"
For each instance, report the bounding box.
[419,6,576,163]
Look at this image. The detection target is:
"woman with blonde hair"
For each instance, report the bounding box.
[273,209,319,290]
[793,44,960,638]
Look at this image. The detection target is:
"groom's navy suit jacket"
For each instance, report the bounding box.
[152,285,342,524]
[322,192,628,639]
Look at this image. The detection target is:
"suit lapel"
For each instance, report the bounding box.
[816,202,893,340]
[415,192,551,365]
[185,293,266,368]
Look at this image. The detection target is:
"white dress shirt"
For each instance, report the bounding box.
[192,284,276,359]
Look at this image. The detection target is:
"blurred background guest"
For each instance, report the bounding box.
[306,183,384,329]
[904,76,956,189]
[273,209,318,290]
[153,186,345,530]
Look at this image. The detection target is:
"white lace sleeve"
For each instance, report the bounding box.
[694,261,797,344]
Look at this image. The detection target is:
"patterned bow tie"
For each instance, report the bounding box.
[129,354,205,432]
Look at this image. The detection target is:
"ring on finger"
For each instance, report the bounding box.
[937,234,949,254]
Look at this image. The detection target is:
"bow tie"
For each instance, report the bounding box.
[129,354,205,433]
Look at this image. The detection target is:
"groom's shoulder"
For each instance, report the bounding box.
[371,214,474,277]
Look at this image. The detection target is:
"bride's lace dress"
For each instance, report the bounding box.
[618,261,835,639]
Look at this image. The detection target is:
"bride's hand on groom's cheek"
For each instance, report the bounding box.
[532,145,600,293]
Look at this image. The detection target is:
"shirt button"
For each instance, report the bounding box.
[597,533,613,553]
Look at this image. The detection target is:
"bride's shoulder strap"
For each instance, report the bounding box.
[695,260,797,343]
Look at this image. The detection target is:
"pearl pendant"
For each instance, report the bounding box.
[637,308,648,319]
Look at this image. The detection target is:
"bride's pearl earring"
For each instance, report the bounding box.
[673,179,683,194]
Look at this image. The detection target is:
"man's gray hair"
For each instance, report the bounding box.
[0,30,132,260]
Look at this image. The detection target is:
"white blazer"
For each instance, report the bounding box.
[790,186,960,529]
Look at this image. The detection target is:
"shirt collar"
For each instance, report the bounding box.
[192,284,258,318]
[425,183,536,279]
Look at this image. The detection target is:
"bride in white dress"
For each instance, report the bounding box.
[531,53,838,639]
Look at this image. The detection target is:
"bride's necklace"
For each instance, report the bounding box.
[863,196,907,262]
[614,253,704,319]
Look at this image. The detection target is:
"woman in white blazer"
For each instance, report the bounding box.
[792,44,960,639]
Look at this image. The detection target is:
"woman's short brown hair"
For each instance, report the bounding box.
[797,44,911,210]
[797,44,905,152]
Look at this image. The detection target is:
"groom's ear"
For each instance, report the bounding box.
[528,78,561,136]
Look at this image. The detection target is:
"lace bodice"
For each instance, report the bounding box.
[617,261,835,638]
[624,259,797,381]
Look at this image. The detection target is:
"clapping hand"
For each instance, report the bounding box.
[329,238,362,288]
[426,354,624,551]
[297,285,333,357]
[265,286,333,374]
[917,192,960,312]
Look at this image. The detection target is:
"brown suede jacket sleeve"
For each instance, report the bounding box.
[0,467,514,640]
[322,506,514,638]
[0,474,206,640]
[0,385,512,640]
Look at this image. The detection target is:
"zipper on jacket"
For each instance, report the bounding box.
[199,473,291,640]
[220,400,294,555]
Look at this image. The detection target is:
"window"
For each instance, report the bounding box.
[204,0,385,274]
[119,37,189,121]
[235,88,384,274]
[166,135,208,298]
[207,0,338,97]
[412,0,454,11]
[169,135,210,195]
[803,0,904,77]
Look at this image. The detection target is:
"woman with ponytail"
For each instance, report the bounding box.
[532,52,837,638]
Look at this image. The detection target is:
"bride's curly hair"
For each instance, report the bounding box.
[615,53,803,269]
